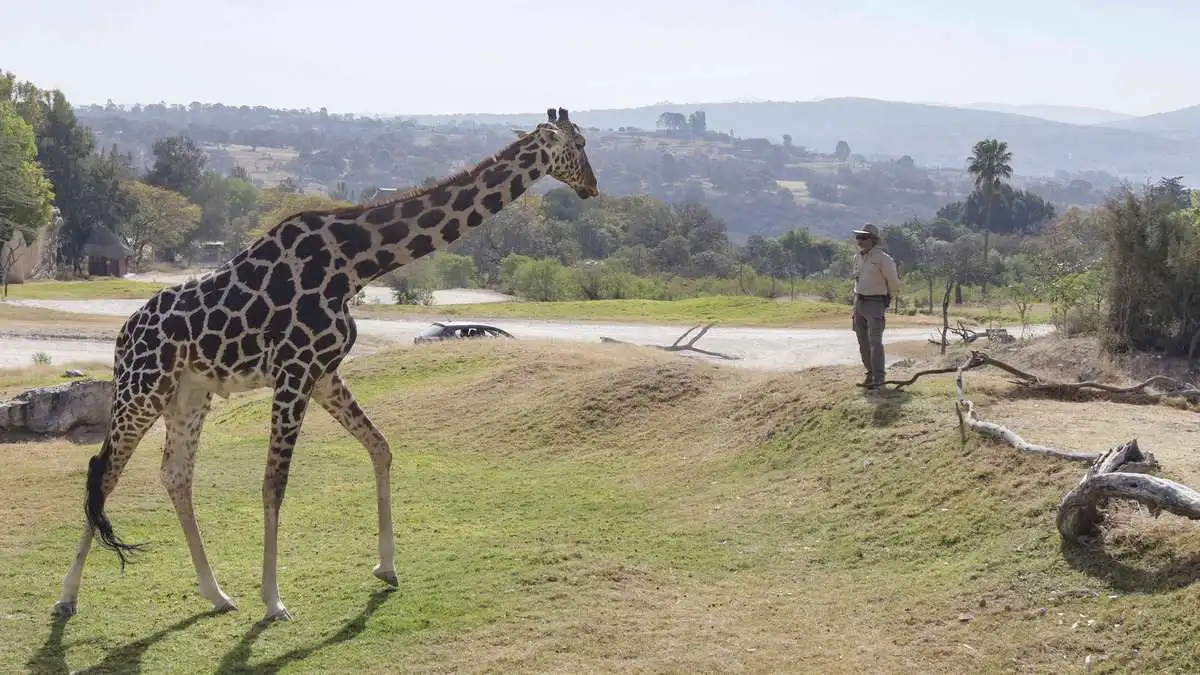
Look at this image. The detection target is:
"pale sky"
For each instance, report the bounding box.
[1,0,1195,117]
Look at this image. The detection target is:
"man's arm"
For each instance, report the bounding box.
[882,255,901,297]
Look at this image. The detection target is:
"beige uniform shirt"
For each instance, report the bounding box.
[853,246,901,297]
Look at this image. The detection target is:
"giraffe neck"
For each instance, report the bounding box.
[336,134,551,294]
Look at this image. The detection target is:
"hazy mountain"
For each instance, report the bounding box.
[1101,104,1200,143]
[406,97,1200,184]
[960,102,1135,126]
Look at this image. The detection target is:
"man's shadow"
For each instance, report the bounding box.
[864,387,912,427]
[26,589,394,675]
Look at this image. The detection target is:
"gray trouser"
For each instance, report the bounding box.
[853,295,887,383]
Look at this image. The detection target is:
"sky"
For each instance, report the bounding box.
[1,0,1195,117]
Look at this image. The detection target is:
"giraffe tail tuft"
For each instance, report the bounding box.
[85,442,149,571]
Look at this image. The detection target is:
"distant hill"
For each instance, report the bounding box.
[960,102,1135,126]
[1101,104,1200,143]
[407,97,1200,184]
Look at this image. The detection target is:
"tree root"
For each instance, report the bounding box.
[600,323,742,360]
[1052,439,1200,542]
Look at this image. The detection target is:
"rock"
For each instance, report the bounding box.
[63,369,86,378]
[0,379,113,442]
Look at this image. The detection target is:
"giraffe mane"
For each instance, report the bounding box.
[318,127,551,219]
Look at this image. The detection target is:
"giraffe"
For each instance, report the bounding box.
[50,107,598,623]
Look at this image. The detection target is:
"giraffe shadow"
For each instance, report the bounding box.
[214,588,395,674]
[27,610,223,675]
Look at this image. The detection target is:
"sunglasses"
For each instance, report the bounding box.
[855,235,871,241]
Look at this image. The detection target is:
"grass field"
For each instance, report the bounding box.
[355,294,1051,328]
[3,279,169,300]
[3,340,1198,672]
[5,282,1049,329]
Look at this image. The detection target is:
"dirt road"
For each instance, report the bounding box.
[3,297,1052,371]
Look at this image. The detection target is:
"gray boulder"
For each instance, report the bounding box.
[0,379,113,442]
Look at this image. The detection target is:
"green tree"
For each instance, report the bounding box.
[432,252,477,288]
[967,138,1013,298]
[145,135,207,199]
[123,182,203,269]
[0,101,55,245]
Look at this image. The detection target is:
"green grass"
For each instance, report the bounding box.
[3,340,1198,671]
[358,294,1049,328]
[3,279,169,300]
[358,295,851,325]
[3,280,1050,330]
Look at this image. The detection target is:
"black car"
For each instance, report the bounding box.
[413,322,515,344]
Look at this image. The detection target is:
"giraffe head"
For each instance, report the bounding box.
[515,107,599,199]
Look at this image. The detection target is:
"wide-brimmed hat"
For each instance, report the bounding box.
[852,223,880,240]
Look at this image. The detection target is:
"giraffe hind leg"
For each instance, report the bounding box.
[52,388,166,619]
[260,374,317,622]
[313,372,397,587]
[161,381,236,612]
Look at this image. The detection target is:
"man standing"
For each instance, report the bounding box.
[850,223,901,389]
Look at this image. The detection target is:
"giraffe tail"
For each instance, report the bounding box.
[85,440,148,571]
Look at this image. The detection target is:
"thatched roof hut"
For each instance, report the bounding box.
[83,223,131,277]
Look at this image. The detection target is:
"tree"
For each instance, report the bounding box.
[967,138,1013,298]
[123,182,202,269]
[0,101,55,246]
[656,112,687,132]
[145,135,207,199]
[834,140,851,162]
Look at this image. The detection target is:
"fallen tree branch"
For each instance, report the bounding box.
[952,353,1100,463]
[885,350,1200,402]
[600,323,742,361]
[1056,440,1200,542]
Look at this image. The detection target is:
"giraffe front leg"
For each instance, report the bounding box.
[313,372,397,587]
[162,386,236,613]
[260,378,314,622]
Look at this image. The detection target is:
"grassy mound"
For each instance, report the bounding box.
[3,340,1197,672]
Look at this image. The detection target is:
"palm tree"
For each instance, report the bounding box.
[967,139,1013,299]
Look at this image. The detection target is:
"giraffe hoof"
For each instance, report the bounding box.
[213,599,238,613]
[373,566,399,587]
[50,601,77,620]
[263,607,293,622]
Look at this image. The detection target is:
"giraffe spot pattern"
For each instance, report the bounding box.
[399,200,423,219]
[363,204,395,225]
[417,209,444,229]
[452,187,479,211]
[481,193,503,214]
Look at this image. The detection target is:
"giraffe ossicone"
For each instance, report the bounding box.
[50,106,598,623]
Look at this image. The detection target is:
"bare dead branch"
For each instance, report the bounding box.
[600,323,742,361]
[953,354,1101,463]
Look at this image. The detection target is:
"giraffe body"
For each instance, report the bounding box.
[51,108,597,622]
